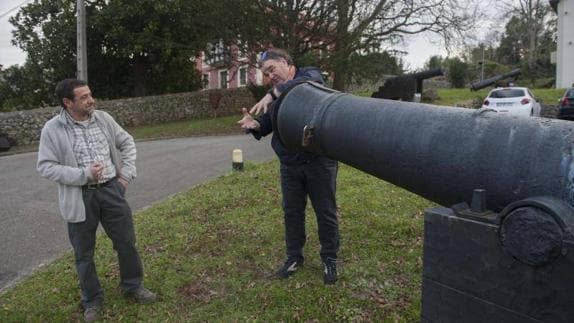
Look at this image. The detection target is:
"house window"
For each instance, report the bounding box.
[239,66,248,87]
[206,40,229,65]
[219,70,228,89]
[235,39,247,60]
[202,74,209,89]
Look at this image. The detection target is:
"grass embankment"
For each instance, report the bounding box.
[354,87,564,108]
[433,88,489,107]
[0,161,433,322]
[434,88,565,108]
[126,115,242,140]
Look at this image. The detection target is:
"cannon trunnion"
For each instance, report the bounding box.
[422,196,574,322]
[274,82,574,322]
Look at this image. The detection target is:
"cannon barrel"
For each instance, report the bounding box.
[275,82,574,213]
[409,68,444,80]
[469,68,521,91]
[276,82,574,322]
[371,68,444,101]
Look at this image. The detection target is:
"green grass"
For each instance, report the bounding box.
[126,115,243,140]
[0,162,434,322]
[353,87,565,108]
[433,88,565,108]
[353,90,373,97]
[433,88,489,107]
[530,88,567,105]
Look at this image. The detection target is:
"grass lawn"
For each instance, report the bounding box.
[433,88,489,107]
[0,161,433,322]
[126,115,243,140]
[353,87,564,109]
[434,88,565,108]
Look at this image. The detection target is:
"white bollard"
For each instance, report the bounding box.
[232,149,244,171]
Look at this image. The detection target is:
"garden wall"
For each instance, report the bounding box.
[0,88,255,146]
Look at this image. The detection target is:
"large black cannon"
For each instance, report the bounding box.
[274,82,574,322]
[371,68,444,101]
[470,68,521,91]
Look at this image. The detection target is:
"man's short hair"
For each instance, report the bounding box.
[258,48,293,68]
[55,79,88,107]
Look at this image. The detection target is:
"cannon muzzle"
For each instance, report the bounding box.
[469,68,521,91]
[276,82,574,213]
[409,68,445,80]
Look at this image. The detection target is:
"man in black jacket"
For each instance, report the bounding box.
[238,48,340,284]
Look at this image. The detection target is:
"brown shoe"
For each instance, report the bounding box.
[124,286,157,304]
[83,306,101,322]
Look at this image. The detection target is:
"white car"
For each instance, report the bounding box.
[481,87,542,117]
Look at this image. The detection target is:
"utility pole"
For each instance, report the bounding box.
[480,44,485,82]
[77,0,88,82]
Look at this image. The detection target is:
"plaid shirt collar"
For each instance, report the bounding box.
[63,108,95,127]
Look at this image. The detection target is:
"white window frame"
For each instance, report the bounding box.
[238,65,248,87]
[219,69,229,89]
[202,73,210,90]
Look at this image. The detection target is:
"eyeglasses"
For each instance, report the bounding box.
[258,49,288,67]
[260,51,269,61]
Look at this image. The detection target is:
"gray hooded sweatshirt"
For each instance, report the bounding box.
[37,108,137,223]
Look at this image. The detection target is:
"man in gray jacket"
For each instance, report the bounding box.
[37,79,155,322]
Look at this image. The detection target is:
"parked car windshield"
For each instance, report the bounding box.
[489,89,525,98]
[566,89,574,98]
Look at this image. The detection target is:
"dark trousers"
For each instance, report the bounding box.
[280,157,340,262]
[67,178,143,308]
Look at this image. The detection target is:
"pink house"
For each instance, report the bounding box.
[196,40,264,90]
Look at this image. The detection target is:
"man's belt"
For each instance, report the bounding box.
[83,179,114,190]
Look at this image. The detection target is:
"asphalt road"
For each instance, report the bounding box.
[0,135,273,293]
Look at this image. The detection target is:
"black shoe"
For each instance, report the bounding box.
[83,305,101,322]
[275,256,304,279]
[124,286,157,304]
[323,258,338,284]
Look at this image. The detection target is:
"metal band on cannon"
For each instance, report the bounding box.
[273,82,574,322]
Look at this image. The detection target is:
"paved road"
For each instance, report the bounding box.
[0,135,273,293]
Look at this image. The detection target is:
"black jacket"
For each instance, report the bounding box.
[251,66,324,165]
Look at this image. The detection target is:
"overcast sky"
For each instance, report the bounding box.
[1,0,487,71]
[0,0,29,68]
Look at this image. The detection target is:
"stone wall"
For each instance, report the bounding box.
[0,87,255,146]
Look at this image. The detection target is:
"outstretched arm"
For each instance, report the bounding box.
[238,108,261,131]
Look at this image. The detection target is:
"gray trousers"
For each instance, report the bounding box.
[67,178,143,308]
[280,157,340,262]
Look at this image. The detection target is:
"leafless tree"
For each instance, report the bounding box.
[232,0,481,90]
[496,0,553,81]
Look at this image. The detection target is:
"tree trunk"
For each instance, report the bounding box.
[527,7,536,86]
[523,0,542,86]
[332,59,348,91]
[332,0,350,92]
[133,55,147,97]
